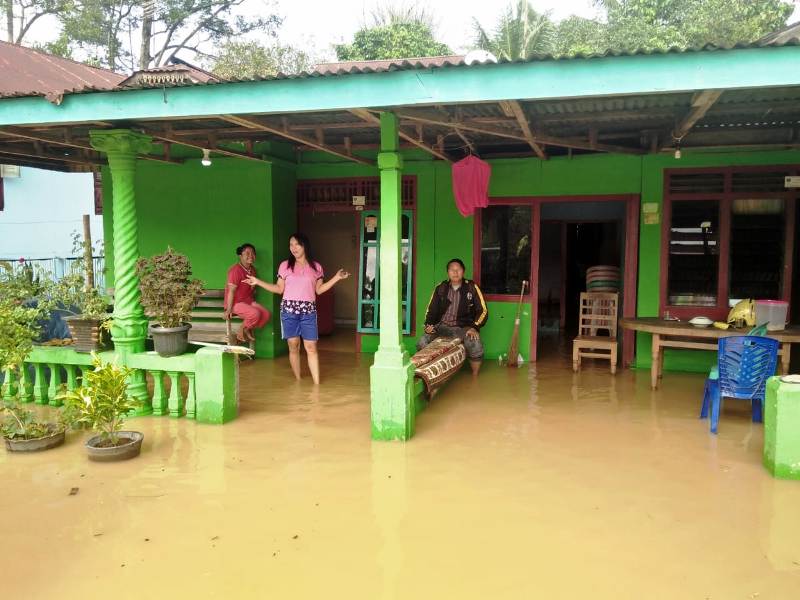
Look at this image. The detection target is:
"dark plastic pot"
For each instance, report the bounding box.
[85,431,143,462]
[64,316,107,353]
[4,426,65,452]
[149,324,191,357]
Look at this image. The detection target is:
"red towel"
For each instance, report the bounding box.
[451,155,491,217]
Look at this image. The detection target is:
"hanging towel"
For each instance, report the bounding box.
[451,155,491,217]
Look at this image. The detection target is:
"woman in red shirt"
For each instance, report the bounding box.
[224,243,270,343]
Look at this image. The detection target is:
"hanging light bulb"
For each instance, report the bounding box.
[674,146,681,160]
[201,148,212,167]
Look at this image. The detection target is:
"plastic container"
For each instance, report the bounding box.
[755,300,789,331]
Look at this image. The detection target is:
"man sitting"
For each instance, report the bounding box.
[417,258,488,375]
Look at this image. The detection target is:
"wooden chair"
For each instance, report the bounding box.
[572,292,619,374]
[190,289,255,352]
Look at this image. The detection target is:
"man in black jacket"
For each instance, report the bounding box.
[417,258,489,375]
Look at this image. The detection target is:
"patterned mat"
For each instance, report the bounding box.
[411,337,466,395]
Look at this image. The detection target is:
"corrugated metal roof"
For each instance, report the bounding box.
[1,32,799,102]
[0,40,124,102]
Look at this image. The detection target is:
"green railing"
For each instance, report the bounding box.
[1,345,238,424]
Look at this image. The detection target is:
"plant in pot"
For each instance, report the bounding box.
[48,272,111,352]
[60,354,143,461]
[1,401,70,452]
[136,247,204,357]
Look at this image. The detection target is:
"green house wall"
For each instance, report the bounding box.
[104,147,800,368]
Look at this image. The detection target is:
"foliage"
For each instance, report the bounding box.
[53,0,282,71]
[0,262,51,372]
[0,401,63,440]
[59,354,137,445]
[473,0,555,61]
[473,0,794,58]
[136,247,204,329]
[0,0,72,45]
[335,4,451,61]
[211,40,314,79]
[46,232,110,321]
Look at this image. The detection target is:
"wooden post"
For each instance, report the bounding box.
[82,214,94,289]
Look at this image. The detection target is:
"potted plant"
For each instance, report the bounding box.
[1,401,68,452]
[49,272,111,352]
[136,247,204,357]
[60,354,143,462]
[46,233,111,352]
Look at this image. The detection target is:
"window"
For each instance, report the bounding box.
[357,210,414,334]
[667,200,719,307]
[479,205,531,295]
[662,168,797,319]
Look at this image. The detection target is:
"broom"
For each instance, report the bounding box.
[507,280,529,368]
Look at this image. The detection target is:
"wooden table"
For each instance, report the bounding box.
[620,318,800,389]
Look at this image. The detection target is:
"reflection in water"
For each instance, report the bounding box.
[2,339,798,599]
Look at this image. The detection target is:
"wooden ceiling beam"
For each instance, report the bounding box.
[0,125,182,164]
[348,109,452,163]
[221,114,374,166]
[663,89,723,149]
[145,129,269,163]
[396,108,643,155]
[507,100,547,159]
[0,146,105,167]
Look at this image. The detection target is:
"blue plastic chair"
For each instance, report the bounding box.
[700,335,779,434]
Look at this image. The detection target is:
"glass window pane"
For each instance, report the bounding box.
[480,205,531,295]
[361,303,376,330]
[402,214,410,243]
[730,198,785,301]
[361,246,377,300]
[667,200,719,306]
[363,214,378,242]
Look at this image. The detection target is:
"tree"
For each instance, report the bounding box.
[335,4,450,61]
[55,0,282,72]
[1,0,72,45]
[211,40,314,79]
[553,16,606,57]
[473,0,556,60]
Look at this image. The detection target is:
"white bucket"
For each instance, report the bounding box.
[755,300,789,331]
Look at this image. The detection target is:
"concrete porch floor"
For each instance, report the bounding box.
[2,344,800,599]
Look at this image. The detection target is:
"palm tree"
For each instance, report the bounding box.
[474,0,556,60]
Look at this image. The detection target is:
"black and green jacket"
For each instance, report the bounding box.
[423,279,489,330]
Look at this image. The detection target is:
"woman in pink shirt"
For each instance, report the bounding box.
[243,233,349,384]
[224,243,270,343]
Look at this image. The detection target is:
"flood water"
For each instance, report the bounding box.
[2,338,800,599]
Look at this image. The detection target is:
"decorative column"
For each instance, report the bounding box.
[370,112,415,441]
[90,129,152,413]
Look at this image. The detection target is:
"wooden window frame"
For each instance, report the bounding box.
[660,166,799,321]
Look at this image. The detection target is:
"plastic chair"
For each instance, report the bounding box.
[700,335,779,434]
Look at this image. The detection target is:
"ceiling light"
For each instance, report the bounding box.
[201,148,212,167]
[674,147,681,160]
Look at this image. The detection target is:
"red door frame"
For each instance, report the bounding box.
[474,194,640,365]
[660,166,798,321]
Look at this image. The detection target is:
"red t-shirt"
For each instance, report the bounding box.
[226,263,256,307]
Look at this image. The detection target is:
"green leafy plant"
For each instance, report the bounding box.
[0,262,53,372]
[0,401,63,440]
[59,354,138,447]
[136,247,204,328]
[48,272,110,320]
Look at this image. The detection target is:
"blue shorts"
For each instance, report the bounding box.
[280,310,318,341]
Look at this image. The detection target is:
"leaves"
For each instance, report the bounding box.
[474,0,555,61]
[0,401,61,440]
[0,263,52,372]
[335,12,451,62]
[211,41,314,79]
[136,247,204,329]
[59,354,137,445]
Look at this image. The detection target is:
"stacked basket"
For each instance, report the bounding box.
[586,265,621,293]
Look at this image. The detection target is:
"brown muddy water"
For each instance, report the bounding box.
[2,342,800,599]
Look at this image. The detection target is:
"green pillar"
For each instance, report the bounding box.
[764,377,800,479]
[370,112,415,441]
[90,129,152,414]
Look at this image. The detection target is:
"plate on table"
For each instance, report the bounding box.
[689,316,713,328]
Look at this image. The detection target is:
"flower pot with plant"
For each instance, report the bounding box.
[60,354,143,461]
[136,247,204,357]
[1,401,69,452]
[51,273,112,352]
